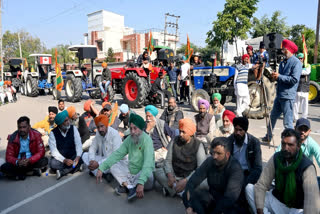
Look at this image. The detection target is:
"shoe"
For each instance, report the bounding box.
[79,164,84,172]
[103,173,114,183]
[15,175,26,180]
[162,187,169,197]
[89,171,94,177]
[115,185,128,195]
[176,190,184,198]
[261,135,272,142]
[56,170,63,180]
[127,187,137,201]
[33,168,42,177]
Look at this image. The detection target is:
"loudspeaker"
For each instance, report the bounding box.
[78,47,97,59]
[263,33,283,50]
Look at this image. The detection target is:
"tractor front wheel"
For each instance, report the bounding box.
[191,89,210,111]
[26,76,38,97]
[65,74,82,102]
[309,81,320,104]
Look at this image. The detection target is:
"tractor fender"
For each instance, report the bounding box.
[30,72,39,77]
[110,67,126,79]
[93,68,102,78]
[125,68,148,78]
[4,72,12,77]
[47,72,56,83]
[66,70,83,77]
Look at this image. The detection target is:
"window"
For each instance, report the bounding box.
[97,41,103,52]
[154,39,158,46]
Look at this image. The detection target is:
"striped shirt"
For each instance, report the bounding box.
[235,64,249,84]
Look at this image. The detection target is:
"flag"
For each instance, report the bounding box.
[185,34,194,62]
[148,30,154,55]
[55,49,63,91]
[24,58,28,70]
[108,102,118,126]
[302,34,308,67]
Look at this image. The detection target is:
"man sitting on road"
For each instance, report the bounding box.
[118,104,136,130]
[194,99,216,152]
[81,100,99,140]
[58,99,66,112]
[96,113,155,202]
[208,93,225,128]
[32,106,58,147]
[183,137,244,214]
[100,101,121,131]
[1,116,48,180]
[154,118,206,197]
[214,109,236,138]
[49,110,83,180]
[160,97,184,130]
[246,128,320,214]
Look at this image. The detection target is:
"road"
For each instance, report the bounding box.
[0,92,320,214]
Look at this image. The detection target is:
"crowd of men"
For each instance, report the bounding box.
[1,38,320,214]
[0,79,17,105]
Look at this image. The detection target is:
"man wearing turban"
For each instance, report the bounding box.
[214,110,235,138]
[263,39,302,143]
[154,118,206,197]
[80,100,99,140]
[32,106,58,147]
[194,99,216,151]
[209,93,225,128]
[96,113,155,202]
[100,61,112,100]
[49,110,83,180]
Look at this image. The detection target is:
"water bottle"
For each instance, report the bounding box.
[45,168,50,176]
[72,160,76,168]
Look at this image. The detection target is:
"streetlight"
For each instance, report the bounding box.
[211,53,216,73]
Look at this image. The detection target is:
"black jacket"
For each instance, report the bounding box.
[151,78,168,94]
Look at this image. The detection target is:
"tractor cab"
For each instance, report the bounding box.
[143,46,174,67]
[29,54,53,80]
[4,58,24,90]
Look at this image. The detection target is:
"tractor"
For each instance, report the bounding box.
[110,46,174,108]
[64,45,103,102]
[308,64,320,103]
[4,58,24,92]
[20,54,56,97]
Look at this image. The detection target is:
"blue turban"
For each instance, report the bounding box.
[120,104,129,114]
[198,99,210,110]
[145,105,158,117]
[54,110,68,126]
[0,81,3,86]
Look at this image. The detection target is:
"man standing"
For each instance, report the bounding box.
[154,118,206,197]
[1,116,48,180]
[214,110,236,138]
[294,53,311,121]
[165,61,180,100]
[179,56,191,104]
[96,114,155,202]
[246,128,320,214]
[160,97,184,130]
[183,137,244,214]
[58,99,66,112]
[49,110,83,180]
[263,39,302,142]
[228,117,262,186]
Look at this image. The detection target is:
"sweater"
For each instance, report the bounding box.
[32,116,56,135]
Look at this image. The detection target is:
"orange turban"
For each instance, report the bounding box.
[67,106,76,118]
[102,62,108,68]
[94,114,109,127]
[84,100,93,112]
[179,118,196,136]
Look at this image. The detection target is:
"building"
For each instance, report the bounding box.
[87,10,179,62]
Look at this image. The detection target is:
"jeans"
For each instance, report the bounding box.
[170,82,177,99]
[180,80,189,101]
[99,81,110,94]
[1,157,48,177]
[267,97,294,138]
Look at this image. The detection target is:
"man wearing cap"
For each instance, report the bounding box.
[209,93,225,128]
[253,41,270,67]
[246,45,255,64]
[263,39,302,142]
[33,106,58,147]
[294,53,311,121]
[214,110,236,138]
[228,117,262,186]
[179,56,191,104]
[49,110,83,180]
[234,54,251,117]
[194,99,216,151]
[118,104,136,130]
[160,97,184,130]
[96,113,155,202]
[154,118,206,197]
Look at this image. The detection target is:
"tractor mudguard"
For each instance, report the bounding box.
[66,70,83,77]
[125,68,148,78]
[30,72,39,77]
[4,72,12,77]
[110,68,126,79]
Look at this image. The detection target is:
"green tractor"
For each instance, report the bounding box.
[309,64,320,103]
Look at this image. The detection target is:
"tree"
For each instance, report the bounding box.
[250,11,290,38]
[47,44,75,64]
[106,47,116,62]
[176,42,201,56]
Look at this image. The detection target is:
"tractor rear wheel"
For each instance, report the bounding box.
[26,76,38,97]
[52,77,61,100]
[122,72,147,108]
[309,81,320,104]
[65,74,82,102]
[191,89,210,111]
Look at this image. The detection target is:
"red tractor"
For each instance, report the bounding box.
[110,46,174,108]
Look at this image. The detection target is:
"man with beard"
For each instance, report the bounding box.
[49,110,83,180]
[228,117,262,186]
[154,118,206,197]
[100,102,121,131]
[160,97,184,129]
[194,99,216,152]
[33,106,58,147]
[183,137,244,214]
[1,116,48,180]
[214,110,236,138]
[262,39,302,143]
[96,113,155,202]
[208,93,225,128]
[246,128,320,214]
[81,100,99,136]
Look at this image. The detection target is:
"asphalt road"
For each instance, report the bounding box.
[0,92,320,214]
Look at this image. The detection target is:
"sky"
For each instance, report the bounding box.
[2,0,318,49]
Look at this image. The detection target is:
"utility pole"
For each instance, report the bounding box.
[0,0,3,80]
[164,13,180,52]
[315,0,320,64]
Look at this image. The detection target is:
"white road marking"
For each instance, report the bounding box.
[0,173,83,214]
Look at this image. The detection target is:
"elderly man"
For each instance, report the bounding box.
[32,106,58,147]
[154,118,206,197]
[58,99,66,112]
[183,137,244,214]
[96,114,155,202]
[209,93,225,128]
[49,110,83,180]
[214,110,236,138]
[1,116,48,180]
[263,39,302,143]
[228,117,262,186]
[160,97,184,129]
[246,128,320,214]
[194,99,216,151]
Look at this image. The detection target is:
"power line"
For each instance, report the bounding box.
[164,13,180,53]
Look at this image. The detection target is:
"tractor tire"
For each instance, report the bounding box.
[26,76,38,97]
[122,72,148,108]
[20,82,26,95]
[52,77,61,100]
[89,76,102,99]
[191,89,210,111]
[245,75,276,119]
[309,81,320,104]
[65,74,82,102]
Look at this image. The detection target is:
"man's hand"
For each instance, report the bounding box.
[88,160,99,170]
[176,178,187,193]
[186,207,196,214]
[63,159,73,166]
[73,156,80,166]
[96,169,103,184]
[145,119,156,132]
[119,131,124,138]
[257,208,264,214]
[18,159,30,167]
[178,75,181,81]
[136,184,144,198]
[271,72,279,80]
[167,173,176,188]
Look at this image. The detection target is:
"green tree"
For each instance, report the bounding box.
[47,44,75,64]
[176,42,201,55]
[106,47,116,62]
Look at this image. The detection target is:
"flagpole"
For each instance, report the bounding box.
[0,0,3,81]
[314,0,320,63]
